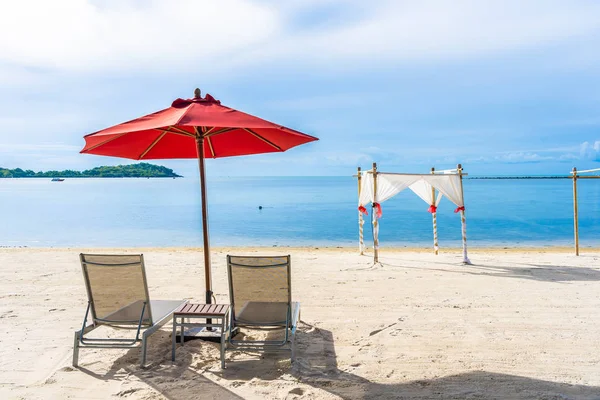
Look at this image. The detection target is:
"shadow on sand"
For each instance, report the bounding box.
[375,253,600,283]
[80,323,600,400]
[77,330,244,400]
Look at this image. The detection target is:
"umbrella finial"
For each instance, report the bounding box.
[194,88,202,98]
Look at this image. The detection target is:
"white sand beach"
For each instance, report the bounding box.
[1,247,600,399]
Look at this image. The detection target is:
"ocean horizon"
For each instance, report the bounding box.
[1,176,598,249]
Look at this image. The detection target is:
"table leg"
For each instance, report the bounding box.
[180,318,184,346]
[171,316,177,361]
[220,316,226,369]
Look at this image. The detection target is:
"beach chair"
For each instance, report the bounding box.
[224,255,300,364]
[73,254,186,367]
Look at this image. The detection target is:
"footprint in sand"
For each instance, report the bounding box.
[286,387,306,398]
[116,388,142,397]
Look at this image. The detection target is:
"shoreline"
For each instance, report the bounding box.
[1,245,598,253]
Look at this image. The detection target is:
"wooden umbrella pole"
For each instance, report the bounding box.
[572,167,579,256]
[373,162,379,263]
[457,164,471,264]
[431,167,439,255]
[195,132,213,304]
[357,167,364,255]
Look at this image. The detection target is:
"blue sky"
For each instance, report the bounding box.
[1,0,600,176]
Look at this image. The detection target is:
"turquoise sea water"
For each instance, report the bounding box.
[0,177,598,248]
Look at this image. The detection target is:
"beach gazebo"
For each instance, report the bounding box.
[356,163,470,264]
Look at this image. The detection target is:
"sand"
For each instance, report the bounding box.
[1,247,600,399]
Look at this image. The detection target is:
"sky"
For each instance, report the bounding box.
[1,0,600,177]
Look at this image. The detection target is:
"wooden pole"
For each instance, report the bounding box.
[373,162,379,263]
[358,167,364,254]
[431,167,439,255]
[572,167,579,256]
[195,130,213,305]
[457,164,471,264]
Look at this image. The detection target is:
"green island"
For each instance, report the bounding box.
[0,163,182,178]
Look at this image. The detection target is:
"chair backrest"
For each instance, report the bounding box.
[227,255,291,326]
[80,254,153,325]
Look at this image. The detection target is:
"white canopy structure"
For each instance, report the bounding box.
[570,166,600,256]
[357,163,471,264]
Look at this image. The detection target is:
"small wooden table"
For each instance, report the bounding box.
[171,303,230,368]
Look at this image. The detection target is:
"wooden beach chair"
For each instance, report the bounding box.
[73,254,185,367]
[224,255,300,365]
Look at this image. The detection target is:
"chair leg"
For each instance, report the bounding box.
[140,332,149,368]
[291,328,296,362]
[73,330,80,367]
[291,308,300,362]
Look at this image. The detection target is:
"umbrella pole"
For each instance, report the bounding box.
[196,134,213,305]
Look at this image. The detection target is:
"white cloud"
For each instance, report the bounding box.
[580,140,600,161]
[458,141,600,166]
[1,0,600,77]
[0,113,93,135]
[0,143,81,153]
[0,0,280,73]
[264,93,381,111]
[264,0,600,65]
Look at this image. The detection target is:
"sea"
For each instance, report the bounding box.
[0,177,598,248]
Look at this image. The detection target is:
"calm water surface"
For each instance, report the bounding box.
[0,177,598,248]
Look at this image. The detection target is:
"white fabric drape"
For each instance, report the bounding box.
[376,174,421,203]
[425,175,464,207]
[408,180,443,207]
[358,172,374,207]
[358,173,463,208]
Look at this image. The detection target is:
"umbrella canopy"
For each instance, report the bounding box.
[81,89,318,303]
[82,93,316,159]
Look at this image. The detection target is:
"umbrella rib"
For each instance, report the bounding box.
[204,127,235,138]
[140,131,168,159]
[164,126,195,136]
[243,128,282,151]
[207,136,215,157]
[82,132,129,152]
[154,127,195,138]
[170,130,196,138]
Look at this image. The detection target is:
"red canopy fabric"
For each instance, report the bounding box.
[81,95,318,159]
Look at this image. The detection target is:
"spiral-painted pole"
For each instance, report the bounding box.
[431,167,439,255]
[372,162,379,263]
[433,212,439,254]
[358,167,364,254]
[457,164,471,264]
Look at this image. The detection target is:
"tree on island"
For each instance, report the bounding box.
[0,163,182,178]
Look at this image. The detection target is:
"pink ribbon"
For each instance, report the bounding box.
[373,202,382,218]
[358,205,368,215]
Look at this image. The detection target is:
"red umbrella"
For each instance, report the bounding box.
[81,89,318,304]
